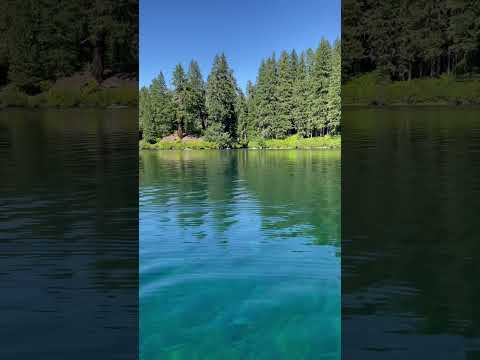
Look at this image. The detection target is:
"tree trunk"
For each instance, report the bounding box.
[177,120,183,139]
[447,51,450,74]
[91,30,105,83]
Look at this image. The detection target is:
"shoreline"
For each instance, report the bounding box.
[139,135,341,151]
[140,146,341,151]
[343,103,480,108]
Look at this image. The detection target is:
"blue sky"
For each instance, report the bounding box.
[140,0,340,91]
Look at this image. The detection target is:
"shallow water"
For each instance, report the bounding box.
[140,150,340,360]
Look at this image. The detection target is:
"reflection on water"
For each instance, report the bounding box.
[343,107,480,359]
[140,150,340,359]
[0,109,138,358]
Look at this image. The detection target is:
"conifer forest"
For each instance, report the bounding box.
[140,39,341,148]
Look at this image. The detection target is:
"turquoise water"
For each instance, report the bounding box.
[140,150,340,360]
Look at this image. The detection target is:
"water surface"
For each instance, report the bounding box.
[140,150,340,359]
[343,107,480,359]
[0,109,138,358]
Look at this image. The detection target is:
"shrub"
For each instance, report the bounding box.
[0,85,29,107]
[204,123,233,149]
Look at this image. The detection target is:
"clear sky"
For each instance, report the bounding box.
[140,0,340,91]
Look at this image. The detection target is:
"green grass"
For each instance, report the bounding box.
[141,134,341,151]
[249,134,341,149]
[140,139,219,150]
[343,71,480,106]
[0,83,138,109]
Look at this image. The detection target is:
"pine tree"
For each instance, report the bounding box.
[172,64,188,138]
[253,54,278,138]
[311,38,332,135]
[327,40,341,134]
[7,0,43,93]
[275,51,296,138]
[186,60,206,133]
[246,80,257,139]
[293,53,311,137]
[205,53,238,143]
[235,88,249,145]
[150,72,174,137]
[140,87,155,143]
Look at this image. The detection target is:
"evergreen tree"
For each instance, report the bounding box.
[140,87,155,143]
[253,55,278,138]
[246,80,257,139]
[205,53,238,143]
[139,38,342,145]
[150,72,174,137]
[7,1,43,93]
[327,40,341,134]
[275,51,296,138]
[186,60,206,133]
[235,88,249,145]
[0,0,138,91]
[172,64,188,138]
[311,38,332,135]
[293,53,311,137]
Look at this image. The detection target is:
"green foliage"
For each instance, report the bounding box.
[186,61,207,133]
[149,72,175,137]
[343,0,480,81]
[1,0,137,91]
[343,72,480,105]
[139,39,342,149]
[327,40,341,133]
[140,139,218,150]
[253,55,279,138]
[0,82,137,109]
[172,64,189,136]
[248,134,341,149]
[206,54,238,137]
[0,85,28,107]
[204,122,233,149]
[45,88,81,107]
[235,89,249,146]
[275,51,296,138]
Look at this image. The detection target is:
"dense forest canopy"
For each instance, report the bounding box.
[140,38,341,147]
[0,0,138,94]
[343,0,480,82]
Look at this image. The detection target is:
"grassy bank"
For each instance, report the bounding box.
[343,72,480,106]
[140,134,341,150]
[140,138,218,150]
[0,73,138,109]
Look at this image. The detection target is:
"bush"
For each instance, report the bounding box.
[139,139,218,150]
[45,88,81,107]
[248,134,340,149]
[343,71,480,106]
[204,123,233,149]
[0,85,29,107]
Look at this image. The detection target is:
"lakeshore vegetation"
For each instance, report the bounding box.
[343,0,480,106]
[140,38,341,149]
[0,0,138,108]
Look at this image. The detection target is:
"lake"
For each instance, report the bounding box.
[0,109,138,358]
[140,150,340,359]
[343,107,480,359]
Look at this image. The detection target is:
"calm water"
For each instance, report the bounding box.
[343,107,480,359]
[140,150,340,359]
[0,109,138,358]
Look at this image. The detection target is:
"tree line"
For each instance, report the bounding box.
[343,0,480,82]
[0,0,138,94]
[140,38,340,147]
